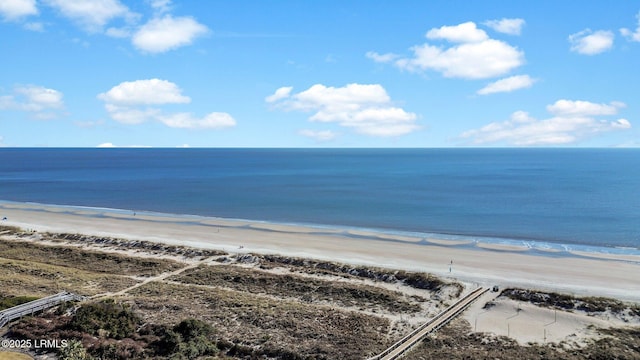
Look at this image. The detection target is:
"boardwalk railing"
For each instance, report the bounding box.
[369,287,488,360]
[0,292,84,328]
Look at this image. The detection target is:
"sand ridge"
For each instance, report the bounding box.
[1,202,640,304]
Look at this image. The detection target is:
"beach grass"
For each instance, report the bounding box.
[0,258,139,297]
[501,288,640,317]
[171,264,423,313]
[1,220,639,359]
[0,238,183,277]
[259,254,458,294]
[0,296,40,312]
[126,281,392,359]
[0,236,188,297]
[0,352,34,360]
[409,317,640,360]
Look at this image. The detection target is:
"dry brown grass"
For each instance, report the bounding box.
[259,254,455,293]
[126,281,391,359]
[407,318,640,360]
[41,232,227,258]
[501,288,640,317]
[171,264,423,313]
[0,238,183,277]
[0,352,34,360]
[0,236,184,297]
[0,258,139,297]
[3,228,637,359]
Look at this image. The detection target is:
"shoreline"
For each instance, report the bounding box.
[2,200,638,258]
[2,200,640,302]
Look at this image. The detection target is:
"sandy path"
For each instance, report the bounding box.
[89,257,212,300]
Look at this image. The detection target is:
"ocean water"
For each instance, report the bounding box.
[0,148,638,252]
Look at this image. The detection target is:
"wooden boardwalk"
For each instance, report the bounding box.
[0,292,84,328]
[370,287,488,360]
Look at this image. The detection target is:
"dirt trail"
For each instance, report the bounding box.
[90,257,212,299]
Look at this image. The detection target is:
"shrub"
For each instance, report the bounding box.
[70,299,141,339]
[58,339,92,360]
[0,295,40,311]
[149,326,182,356]
[172,319,218,359]
[173,318,215,341]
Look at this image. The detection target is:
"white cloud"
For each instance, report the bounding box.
[105,26,131,38]
[15,85,64,111]
[546,99,624,116]
[104,104,160,125]
[376,21,524,79]
[616,139,640,148]
[397,39,524,79]
[35,0,204,54]
[72,37,90,48]
[96,142,152,148]
[98,79,235,130]
[74,119,105,128]
[365,51,399,63]
[325,54,338,63]
[265,86,292,103]
[0,96,12,109]
[484,18,525,35]
[267,83,419,137]
[461,100,631,146]
[612,118,632,129]
[299,129,338,142]
[477,75,536,95]
[0,85,64,119]
[98,79,191,105]
[43,0,137,32]
[620,11,640,42]
[294,83,391,111]
[426,21,488,43]
[157,112,236,129]
[23,21,44,31]
[149,0,172,14]
[132,15,208,53]
[0,0,37,20]
[569,29,614,55]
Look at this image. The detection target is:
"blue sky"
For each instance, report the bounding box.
[1,0,639,147]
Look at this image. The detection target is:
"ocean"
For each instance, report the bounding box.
[0,148,638,254]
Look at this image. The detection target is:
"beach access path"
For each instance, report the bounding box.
[0,292,84,329]
[89,256,214,300]
[371,287,488,360]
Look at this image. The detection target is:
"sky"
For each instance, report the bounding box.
[1,0,639,148]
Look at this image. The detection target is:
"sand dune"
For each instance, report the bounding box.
[463,291,637,345]
[1,202,640,304]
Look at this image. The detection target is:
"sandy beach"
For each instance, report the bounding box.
[2,202,639,303]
